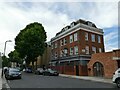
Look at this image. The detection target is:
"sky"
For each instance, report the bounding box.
[0,0,119,56]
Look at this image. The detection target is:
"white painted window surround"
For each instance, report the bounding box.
[74,33,78,41]
[98,35,101,43]
[70,47,73,55]
[99,48,102,53]
[74,46,78,55]
[92,46,96,53]
[70,35,73,43]
[91,34,95,42]
[85,46,89,54]
[85,32,88,41]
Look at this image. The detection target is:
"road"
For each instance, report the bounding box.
[7,72,117,88]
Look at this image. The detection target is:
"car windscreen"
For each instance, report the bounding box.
[9,69,20,72]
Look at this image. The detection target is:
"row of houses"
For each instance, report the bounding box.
[34,19,120,78]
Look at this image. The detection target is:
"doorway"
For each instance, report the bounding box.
[76,65,79,76]
[117,60,120,68]
[93,62,104,77]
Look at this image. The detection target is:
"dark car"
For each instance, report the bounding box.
[5,68,22,80]
[43,68,59,76]
[25,67,33,73]
[34,68,44,75]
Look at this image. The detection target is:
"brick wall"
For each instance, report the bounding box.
[87,52,118,78]
[50,65,88,76]
[79,65,88,76]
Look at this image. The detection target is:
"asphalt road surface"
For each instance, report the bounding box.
[7,72,117,88]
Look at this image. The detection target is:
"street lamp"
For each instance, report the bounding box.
[3,40,12,56]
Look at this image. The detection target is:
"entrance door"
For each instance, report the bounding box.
[76,65,79,76]
[117,60,120,68]
[93,62,104,77]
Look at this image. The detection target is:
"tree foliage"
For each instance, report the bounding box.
[8,50,22,64]
[2,56,10,67]
[15,22,47,66]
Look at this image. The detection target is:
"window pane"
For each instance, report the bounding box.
[99,48,102,53]
[60,40,64,46]
[85,32,88,41]
[92,46,96,53]
[91,34,95,42]
[55,43,57,48]
[98,35,101,43]
[85,46,89,54]
[74,46,78,55]
[70,35,73,43]
[64,38,67,45]
[70,48,73,55]
[74,33,78,41]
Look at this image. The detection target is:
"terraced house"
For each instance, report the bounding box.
[50,19,105,76]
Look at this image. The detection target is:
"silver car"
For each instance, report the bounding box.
[5,68,22,80]
[34,68,44,75]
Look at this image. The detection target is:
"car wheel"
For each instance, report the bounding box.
[5,76,8,80]
[5,75,7,79]
[6,75,10,80]
[116,79,120,88]
[43,72,45,76]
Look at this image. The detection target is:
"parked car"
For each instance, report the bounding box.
[112,68,120,88]
[5,68,22,80]
[43,68,59,76]
[15,67,21,71]
[34,68,44,75]
[25,67,33,73]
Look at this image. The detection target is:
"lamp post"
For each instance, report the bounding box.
[3,40,12,56]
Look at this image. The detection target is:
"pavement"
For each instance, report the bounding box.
[0,68,10,90]
[60,74,113,84]
[0,69,2,89]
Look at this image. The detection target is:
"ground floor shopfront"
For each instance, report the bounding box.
[50,55,91,76]
[50,49,120,78]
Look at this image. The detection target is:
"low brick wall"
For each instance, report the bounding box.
[50,65,88,76]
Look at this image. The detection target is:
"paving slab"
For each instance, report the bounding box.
[60,74,112,84]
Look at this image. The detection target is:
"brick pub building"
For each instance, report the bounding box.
[50,19,104,76]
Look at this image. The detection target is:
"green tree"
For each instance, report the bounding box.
[8,50,22,66]
[2,56,10,67]
[15,22,47,69]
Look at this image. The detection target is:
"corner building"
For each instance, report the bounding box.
[50,19,105,76]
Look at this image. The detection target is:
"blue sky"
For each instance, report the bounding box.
[0,1,119,56]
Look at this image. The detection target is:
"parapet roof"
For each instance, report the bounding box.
[56,19,98,36]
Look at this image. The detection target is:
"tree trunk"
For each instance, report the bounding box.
[41,56,43,67]
[36,60,37,70]
[32,61,34,72]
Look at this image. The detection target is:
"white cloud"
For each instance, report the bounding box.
[0,2,73,56]
[62,2,118,28]
[104,32,118,43]
[0,0,119,2]
[0,2,118,56]
[104,32,118,52]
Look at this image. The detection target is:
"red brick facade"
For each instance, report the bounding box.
[50,19,104,76]
[87,49,120,78]
[51,30,104,58]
